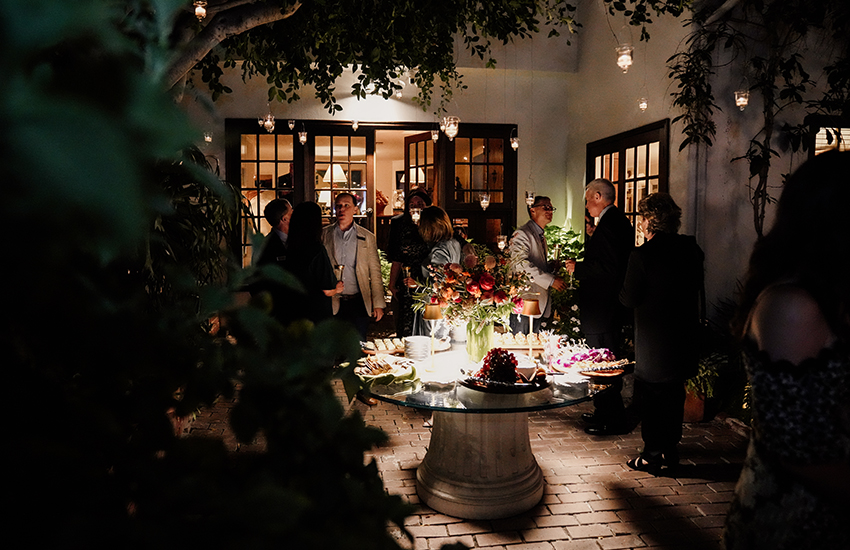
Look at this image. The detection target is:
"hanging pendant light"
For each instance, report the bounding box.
[351,120,359,131]
[616,44,634,73]
[443,116,460,141]
[298,123,307,145]
[638,97,649,112]
[288,120,295,130]
[510,127,519,150]
[431,129,439,143]
[257,104,274,133]
[194,1,207,21]
[479,192,490,211]
[439,117,447,132]
[525,191,535,207]
[203,131,213,143]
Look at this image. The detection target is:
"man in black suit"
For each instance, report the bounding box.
[254,198,292,322]
[565,178,634,435]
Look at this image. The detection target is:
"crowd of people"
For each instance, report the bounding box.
[252,151,847,546]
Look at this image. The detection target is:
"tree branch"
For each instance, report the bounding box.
[166,1,301,88]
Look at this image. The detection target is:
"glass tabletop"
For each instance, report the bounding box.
[366,349,592,414]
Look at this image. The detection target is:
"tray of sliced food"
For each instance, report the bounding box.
[361,337,406,355]
[354,354,416,380]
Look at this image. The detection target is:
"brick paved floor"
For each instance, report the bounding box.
[188,379,749,550]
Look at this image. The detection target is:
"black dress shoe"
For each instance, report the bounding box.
[581,413,600,424]
[584,423,630,436]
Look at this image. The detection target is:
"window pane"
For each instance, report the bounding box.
[610,152,620,183]
[241,135,257,160]
[241,162,257,188]
[625,147,635,180]
[595,156,602,178]
[315,163,331,187]
[455,138,470,163]
[472,138,486,163]
[351,136,366,161]
[409,142,416,167]
[277,135,293,160]
[649,141,659,176]
[637,144,647,177]
[455,165,470,202]
[471,164,486,191]
[488,138,504,163]
[259,162,274,188]
[315,136,331,163]
[259,134,275,159]
[425,141,434,164]
[489,165,504,191]
[333,136,348,161]
[277,162,293,189]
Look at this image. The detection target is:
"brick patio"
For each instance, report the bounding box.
[189,380,749,550]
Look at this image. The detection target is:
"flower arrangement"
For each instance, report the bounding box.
[413,242,530,331]
[544,225,586,341]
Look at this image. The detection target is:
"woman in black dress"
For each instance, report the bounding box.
[619,192,704,473]
[282,201,341,324]
[387,188,431,336]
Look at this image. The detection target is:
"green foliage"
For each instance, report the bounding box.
[2,1,414,547]
[172,1,580,113]
[603,0,690,42]
[544,225,585,261]
[379,248,392,295]
[543,226,585,338]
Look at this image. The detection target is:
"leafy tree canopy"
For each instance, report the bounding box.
[123,0,583,112]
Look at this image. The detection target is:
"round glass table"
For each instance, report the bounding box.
[367,349,592,520]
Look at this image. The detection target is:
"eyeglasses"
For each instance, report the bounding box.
[533,205,556,212]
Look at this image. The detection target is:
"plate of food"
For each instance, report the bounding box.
[462,348,548,393]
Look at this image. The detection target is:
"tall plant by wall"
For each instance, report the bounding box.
[2,1,413,548]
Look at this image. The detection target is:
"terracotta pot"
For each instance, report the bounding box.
[683,390,705,423]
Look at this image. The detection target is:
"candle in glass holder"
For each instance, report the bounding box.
[497,235,508,251]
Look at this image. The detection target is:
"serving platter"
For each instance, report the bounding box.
[460,377,548,394]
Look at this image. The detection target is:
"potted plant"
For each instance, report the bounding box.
[684,351,723,422]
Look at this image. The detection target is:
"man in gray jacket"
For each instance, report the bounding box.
[509,195,567,333]
[321,192,386,341]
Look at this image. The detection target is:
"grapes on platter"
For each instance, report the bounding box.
[474,347,519,383]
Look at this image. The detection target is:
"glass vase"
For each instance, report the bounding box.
[466,322,495,363]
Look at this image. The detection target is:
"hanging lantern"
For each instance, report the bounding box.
[193,1,207,21]
[351,120,359,131]
[288,120,295,130]
[298,123,307,145]
[525,191,535,207]
[734,89,749,111]
[431,129,439,143]
[479,192,490,211]
[638,97,649,112]
[439,117,447,132]
[616,44,634,73]
[510,127,519,150]
[443,116,460,141]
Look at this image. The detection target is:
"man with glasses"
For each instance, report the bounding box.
[565,178,635,435]
[509,195,567,333]
[321,192,385,341]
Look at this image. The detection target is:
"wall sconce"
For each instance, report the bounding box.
[638,97,649,112]
[298,123,307,145]
[351,120,359,131]
[288,120,295,130]
[616,44,634,73]
[525,191,535,207]
[194,1,207,21]
[479,192,490,211]
[443,116,460,141]
[431,129,439,143]
[734,89,749,111]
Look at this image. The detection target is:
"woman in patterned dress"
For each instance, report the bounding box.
[723,150,849,549]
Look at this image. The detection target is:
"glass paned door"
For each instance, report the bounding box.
[453,137,506,205]
[314,134,368,223]
[404,132,437,204]
[587,120,669,245]
[240,133,294,267]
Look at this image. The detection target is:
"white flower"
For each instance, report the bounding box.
[571,305,578,311]
[571,317,579,323]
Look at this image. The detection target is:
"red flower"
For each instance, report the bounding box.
[494,290,508,304]
[479,273,496,291]
[466,281,481,296]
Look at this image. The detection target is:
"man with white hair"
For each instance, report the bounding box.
[565,178,634,435]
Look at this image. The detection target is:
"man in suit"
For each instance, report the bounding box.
[252,198,292,323]
[321,192,386,341]
[565,178,634,435]
[509,195,568,333]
